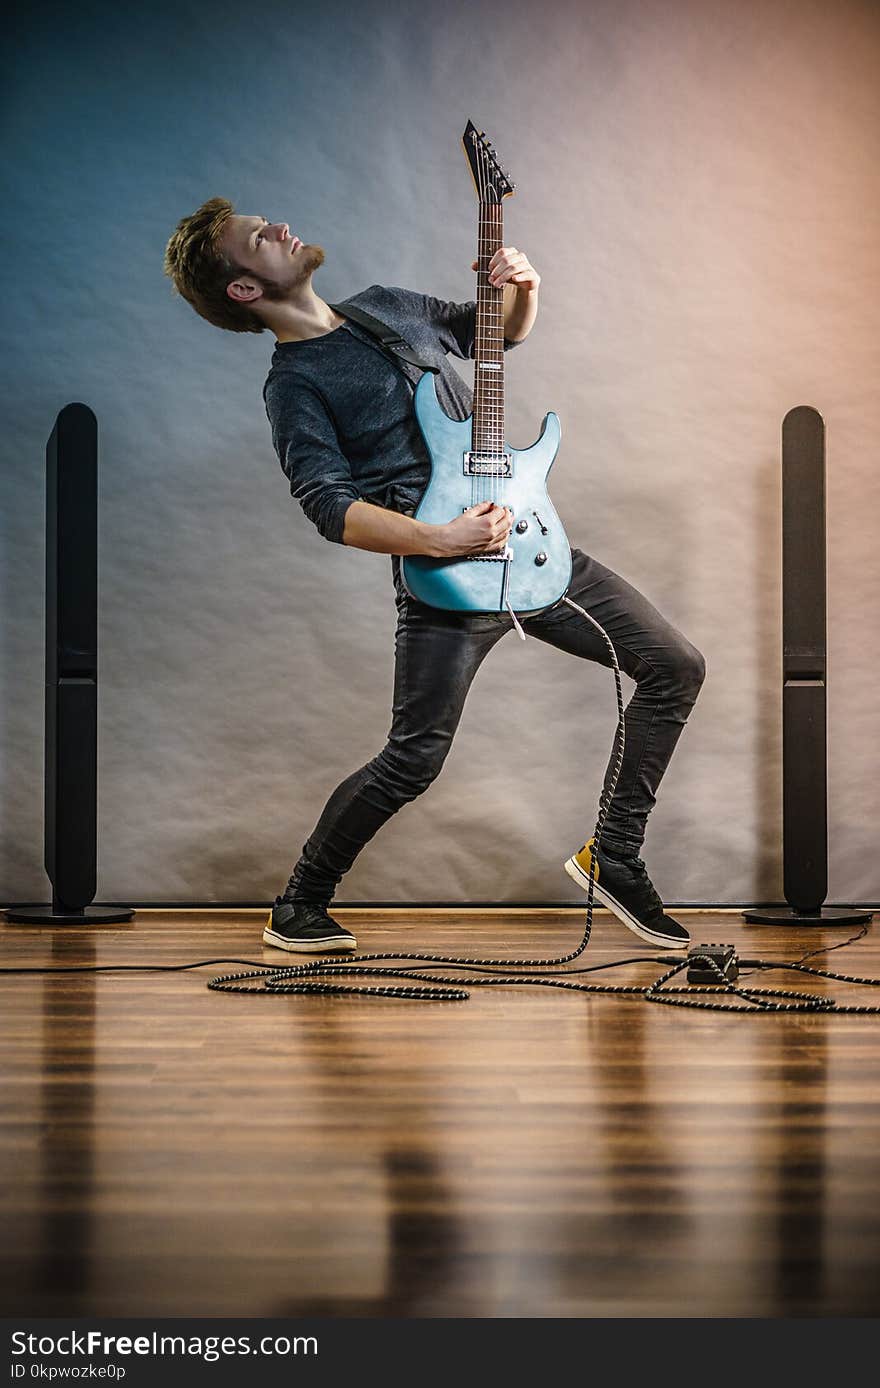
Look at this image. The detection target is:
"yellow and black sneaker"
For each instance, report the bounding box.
[564,838,689,949]
[263,898,357,954]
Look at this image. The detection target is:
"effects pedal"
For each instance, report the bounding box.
[687,942,738,985]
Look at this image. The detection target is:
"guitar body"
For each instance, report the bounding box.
[402,371,571,614]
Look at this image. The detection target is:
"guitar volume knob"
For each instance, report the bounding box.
[515,519,529,534]
[534,552,547,566]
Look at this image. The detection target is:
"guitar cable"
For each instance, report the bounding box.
[201,595,879,1013]
[2,600,876,1012]
[204,593,622,1000]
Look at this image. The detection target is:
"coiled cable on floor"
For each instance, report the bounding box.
[205,588,879,1013]
[208,594,627,1001]
[5,947,880,1013]
[641,948,880,1014]
[5,595,874,1014]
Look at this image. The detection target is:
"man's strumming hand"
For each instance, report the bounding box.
[434,500,513,557]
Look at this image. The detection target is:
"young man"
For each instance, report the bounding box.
[164,198,705,955]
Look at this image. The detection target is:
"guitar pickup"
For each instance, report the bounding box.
[466,546,512,563]
[464,451,512,477]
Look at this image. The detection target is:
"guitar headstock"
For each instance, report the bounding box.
[461,120,516,204]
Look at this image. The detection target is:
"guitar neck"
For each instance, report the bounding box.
[473,200,505,456]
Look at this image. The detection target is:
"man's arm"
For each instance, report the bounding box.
[503,281,539,343]
[343,247,543,556]
[342,498,513,558]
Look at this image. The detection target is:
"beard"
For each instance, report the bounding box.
[256,243,326,301]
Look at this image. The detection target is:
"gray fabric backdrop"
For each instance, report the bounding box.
[2,0,877,905]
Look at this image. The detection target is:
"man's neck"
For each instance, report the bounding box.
[267,287,347,343]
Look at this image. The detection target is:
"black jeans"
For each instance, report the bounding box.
[284,548,706,903]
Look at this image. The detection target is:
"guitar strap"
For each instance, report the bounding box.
[327,301,439,376]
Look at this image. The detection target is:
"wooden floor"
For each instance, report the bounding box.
[2,906,879,1318]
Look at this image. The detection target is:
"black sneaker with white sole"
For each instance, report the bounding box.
[564,837,690,949]
[263,899,357,954]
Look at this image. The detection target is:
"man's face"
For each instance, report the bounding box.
[221,213,325,306]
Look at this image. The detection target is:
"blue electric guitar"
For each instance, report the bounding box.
[402,120,571,621]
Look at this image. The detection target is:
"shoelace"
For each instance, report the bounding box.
[276,901,336,929]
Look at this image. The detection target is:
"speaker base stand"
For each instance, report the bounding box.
[4,905,135,925]
[742,906,873,926]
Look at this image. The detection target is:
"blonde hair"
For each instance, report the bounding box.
[163,196,266,334]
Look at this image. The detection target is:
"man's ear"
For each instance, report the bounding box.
[226,278,263,304]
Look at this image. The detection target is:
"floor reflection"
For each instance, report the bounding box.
[771,1017,828,1310]
[269,977,693,1317]
[267,999,465,1317]
[32,931,97,1307]
[5,919,877,1317]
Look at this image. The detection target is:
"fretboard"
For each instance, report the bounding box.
[473,201,505,456]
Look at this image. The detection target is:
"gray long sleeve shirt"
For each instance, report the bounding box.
[262,284,520,544]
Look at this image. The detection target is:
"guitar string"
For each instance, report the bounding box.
[472,127,478,508]
[477,133,483,508]
[475,142,504,513]
[474,133,480,509]
[471,140,540,570]
[479,143,500,508]
[488,159,503,506]
[473,132,481,509]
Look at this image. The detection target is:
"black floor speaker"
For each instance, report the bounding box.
[744,406,871,926]
[5,404,133,925]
